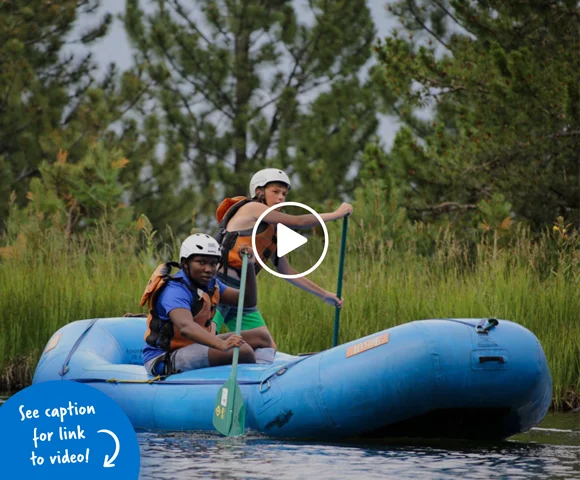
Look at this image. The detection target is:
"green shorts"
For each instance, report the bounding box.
[213,306,267,333]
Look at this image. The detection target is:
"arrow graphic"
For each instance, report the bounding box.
[97,429,120,467]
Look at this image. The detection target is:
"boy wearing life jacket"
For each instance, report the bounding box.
[142,233,259,376]
[214,168,353,348]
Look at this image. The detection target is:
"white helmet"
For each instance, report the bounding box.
[249,168,291,198]
[179,234,222,261]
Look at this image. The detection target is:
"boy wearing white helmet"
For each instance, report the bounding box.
[213,168,353,348]
[142,233,261,376]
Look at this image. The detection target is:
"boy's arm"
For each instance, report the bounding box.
[170,308,239,350]
[218,246,257,307]
[276,257,343,308]
[249,202,353,229]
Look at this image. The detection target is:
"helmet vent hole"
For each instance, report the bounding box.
[196,244,204,250]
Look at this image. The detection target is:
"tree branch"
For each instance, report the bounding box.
[158,39,234,120]
[171,35,236,115]
[431,0,478,39]
[250,17,327,163]
[167,0,212,46]
[408,202,477,213]
[406,0,449,50]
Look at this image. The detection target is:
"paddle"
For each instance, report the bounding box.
[332,216,348,348]
[213,252,248,437]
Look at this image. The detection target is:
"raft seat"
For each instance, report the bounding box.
[47,318,149,381]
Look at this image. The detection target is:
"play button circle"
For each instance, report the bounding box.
[252,202,328,279]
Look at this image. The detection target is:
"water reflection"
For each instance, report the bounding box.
[2,394,578,479]
[138,426,580,480]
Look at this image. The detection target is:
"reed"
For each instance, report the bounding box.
[1,222,578,409]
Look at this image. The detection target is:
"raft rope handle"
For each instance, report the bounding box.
[106,376,163,384]
[72,378,263,386]
[440,318,499,333]
[68,355,311,388]
[440,318,479,328]
[59,318,99,377]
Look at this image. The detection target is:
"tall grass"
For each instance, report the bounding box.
[1,221,578,410]
[0,224,154,388]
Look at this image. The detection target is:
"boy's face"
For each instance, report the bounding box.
[262,182,288,206]
[184,255,219,287]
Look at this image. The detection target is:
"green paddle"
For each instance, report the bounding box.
[213,252,248,437]
[332,216,348,348]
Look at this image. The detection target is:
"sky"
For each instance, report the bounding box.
[78,0,401,148]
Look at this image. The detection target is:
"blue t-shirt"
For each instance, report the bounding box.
[142,270,227,364]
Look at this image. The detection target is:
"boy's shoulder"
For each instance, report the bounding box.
[237,200,262,215]
[242,201,272,221]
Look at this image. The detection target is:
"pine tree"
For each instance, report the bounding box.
[374,0,579,229]
[5,144,135,245]
[0,1,156,230]
[124,0,379,229]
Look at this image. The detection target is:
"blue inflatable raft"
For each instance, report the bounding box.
[32,317,552,440]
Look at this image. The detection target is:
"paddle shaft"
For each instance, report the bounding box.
[332,216,348,347]
[231,253,248,378]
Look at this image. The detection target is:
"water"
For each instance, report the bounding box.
[2,395,578,479]
[137,413,579,480]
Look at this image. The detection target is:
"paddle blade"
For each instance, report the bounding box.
[213,377,245,436]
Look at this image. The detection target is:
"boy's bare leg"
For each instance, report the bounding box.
[240,326,276,349]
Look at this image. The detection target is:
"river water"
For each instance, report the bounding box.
[135,413,580,479]
[2,395,578,479]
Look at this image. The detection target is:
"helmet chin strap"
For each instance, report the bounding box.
[183,258,195,285]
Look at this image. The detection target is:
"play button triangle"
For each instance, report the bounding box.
[276,223,308,257]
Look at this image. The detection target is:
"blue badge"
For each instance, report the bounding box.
[0,380,140,480]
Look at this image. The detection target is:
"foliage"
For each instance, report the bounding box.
[373,0,579,230]
[0,0,156,231]
[3,144,136,256]
[123,0,381,230]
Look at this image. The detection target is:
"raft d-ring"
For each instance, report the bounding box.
[476,318,499,334]
[259,380,271,393]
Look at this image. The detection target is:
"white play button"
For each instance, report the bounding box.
[252,201,328,279]
[276,223,308,258]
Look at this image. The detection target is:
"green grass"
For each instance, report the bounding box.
[1,224,578,410]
